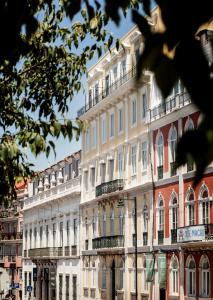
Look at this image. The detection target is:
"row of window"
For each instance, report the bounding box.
[24,219,78,250]
[84,93,148,151]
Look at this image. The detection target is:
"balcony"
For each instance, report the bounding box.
[0,231,23,241]
[28,247,63,258]
[24,177,80,210]
[96,179,124,197]
[171,229,177,244]
[149,91,191,122]
[92,235,124,249]
[143,232,148,246]
[158,230,164,245]
[77,66,136,117]
[170,162,177,177]
[157,166,163,180]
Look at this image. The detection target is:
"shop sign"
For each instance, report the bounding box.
[177,225,205,242]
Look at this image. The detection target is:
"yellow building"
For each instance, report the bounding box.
[77,15,159,300]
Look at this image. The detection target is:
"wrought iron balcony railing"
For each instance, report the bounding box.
[171,229,177,244]
[158,230,164,245]
[157,166,163,180]
[143,232,148,246]
[96,179,124,197]
[92,235,124,249]
[149,91,191,121]
[77,66,136,117]
[0,231,23,241]
[170,162,177,177]
[28,247,63,258]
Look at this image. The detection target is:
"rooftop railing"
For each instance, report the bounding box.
[77,66,136,117]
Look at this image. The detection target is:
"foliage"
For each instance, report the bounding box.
[0,0,212,204]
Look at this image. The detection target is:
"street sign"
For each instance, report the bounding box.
[14,283,19,289]
[117,198,124,207]
[33,267,37,281]
[27,286,32,292]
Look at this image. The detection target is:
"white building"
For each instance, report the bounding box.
[22,151,81,300]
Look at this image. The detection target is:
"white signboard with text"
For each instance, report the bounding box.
[177,225,205,243]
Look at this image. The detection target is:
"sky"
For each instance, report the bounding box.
[29,8,135,171]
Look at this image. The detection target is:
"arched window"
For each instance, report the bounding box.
[200,256,210,297]
[119,208,124,236]
[157,196,164,244]
[170,192,178,243]
[185,119,194,172]
[118,259,124,290]
[170,256,178,295]
[169,126,177,176]
[102,208,106,236]
[199,185,209,224]
[186,188,195,226]
[91,260,96,287]
[110,207,114,236]
[186,256,196,296]
[102,263,107,289]
[156,133,164,179]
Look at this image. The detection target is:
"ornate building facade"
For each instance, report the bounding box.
[22,151,81,300]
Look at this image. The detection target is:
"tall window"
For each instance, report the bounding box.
[187,189,195,226]
[105,74,110,96]
[108,159,114,181]
[141,141,148,171]
[102,208,106,236]
[73,219,77,245]
[92,213,96,237]
[170,257,178,295]
[66,220,70,246]
[39,226,43,248]
[131,144,137,176]
[119,208,124,235]
[94,83,99,103]
[110,112,115,138]
[85,128,90,151]
[143,258,148,292]
[158,198,164,232]
[170,194,178,230]
[169,127,177,163]
[141,93,147,119]
[156,133,164,167]
[131,98,137,126]
[45,225,48,247]
[29,229,32,249]
[102,265,107,289]
[118,260,124,290]
[201,257,210,297]
[92,122,97,148]
[100,163,106,183]
[90,168,95,188]
[53,223,56,247]
[85,217,88,239]
[187,258,196,296]
[110,208,114,236]
[59,274,63,300]
[113,66,117,82]
[84,171,88,192]
[121,59,126,77]
[60,222,63,247]
[118,149,123,178]
[65,275,70,300]
[34,228,37,248]
[199,186,209,224]
[91,261,96,287]
[143,205,148,232]
[101,116,107,144]
[118,107,123,133]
